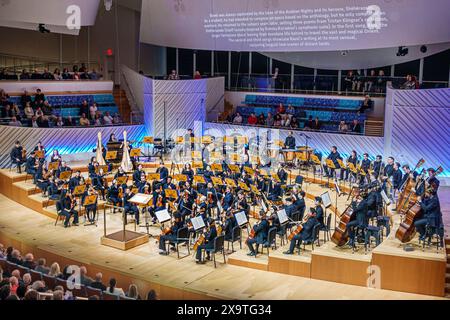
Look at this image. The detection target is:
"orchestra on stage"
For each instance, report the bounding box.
[9,129,444,263]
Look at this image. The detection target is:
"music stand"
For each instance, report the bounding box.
[95,165,109,174]
[48,162,59,171]
[130,193,153,234]
[277,208,289,226]
[83,194,98,227]
[147,173,161,181]
[234,211,248,227]
[225,178,237,188]
[211,177,224,187]
[130,148,141,158]
[238,181,250,192]
[250,185,261,196]
[59,170,72,181]
[35,150,45,159]
[243,166,255,175]
[310,154,321,184]
[211,163,223,172]
[228,164,240,173]
[116,176,128,186]
[192,161,203,169]
[193,175,206,186]
[325,159,336,188]
[106,151,117,161]
[191,216,206,232]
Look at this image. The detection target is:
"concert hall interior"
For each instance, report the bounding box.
[0,0,449,304]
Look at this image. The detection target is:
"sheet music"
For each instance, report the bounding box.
[380,190,391,205]
[235,211,248,226]
[277,208,288,225]
[321,191,332,208]
[155,209,171,223]
[191,216,206,231]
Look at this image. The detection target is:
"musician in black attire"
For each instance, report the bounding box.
[345,191,369,247]
[360,153,371,183]
[392,162,403,196]
[345,150,358,181]
[414,187,442,242]
[276,166,288,184]
[284,131,296,149]
[156,161,169,185]
[88,157,97,178]
[10,141,24,173]
[400,164,418,190]
[68,171,81,193]
[195,220,218,263]
[235,191,249,217]
[283,197,297,218]
[59,192,80,228]
[372,155,384,179]
[132,164,145,186]
[123,188,140,225]
[223,211,237,241]
[159,213,184,255]
[84,188,98,224]
[107,180,121,212]
[91,168,106,200]
[284,208,319,255]
[314,197,325,229]
[247,214,270,257]
[293,189,306,220]
[324,146,343,179]
[25,153,38,182]
[267,178,282,201]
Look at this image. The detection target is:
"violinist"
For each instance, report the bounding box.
[267,177,282,201]
[50,149,62,163]
[163,176,176,190]
[91,168,106,200]
[156,161,169,184]
[107,180,121,212]
[293,189,306,220]
[197,196,208,223]
[137,175,149,193]
[88,157,97,178]
[205,182,218,218]
[132,164,145,186]
[247,213,270,257]
[25,153,38,183]
[203,165,214,183]
[222,186,234,212]
[114,166,128,191]
[235,191,249,217]
[84,186,98,224]
[68,171,81,193]
[276,165,288,185]
[177,190,193,219]
[283,197,297,218]
[152,184,166,213]
[414,187,442,242]
[47,177,61,200]
[182,163,194,182]
[283,208,319,255]
[158,213,184,255]
[60,191,80,228]
[36,166,52,196]
[195,220,218,264]
[34,141,46,164]
[10,141,24,173]
[123,187,140,225]
[314,197,325,229]
[57,161,71,179]
[345,191,369,247]
[223,210,237,241]
[183,181,197,201]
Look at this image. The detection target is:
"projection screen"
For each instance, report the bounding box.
[140,0,450,52]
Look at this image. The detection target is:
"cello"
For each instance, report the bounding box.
[395,166,443,243]
[331,202,356,246]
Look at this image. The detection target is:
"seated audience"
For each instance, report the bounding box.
[79,113,90,126]
[35,258,50,274]
[105,278,125,297]
[338,120,348,133]
[351,119,362,133]
[168,69,180,80]
[90,272,107,291]
[247,112,257,125]
[232,112,243,124]
[8,116,22,127]
[103,112,113,125]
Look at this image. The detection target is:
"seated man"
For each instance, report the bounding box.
[414,187,442,241]
[123,188,140,225]
[195,220,218,264]
[246,214,270,257]
[158,213,184,255]
[59,192,79,228]
[345,192,369,247]
[284,208,319,254]
[10,141,24,173]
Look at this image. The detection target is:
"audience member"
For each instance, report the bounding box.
[351,119,362,133]
[35,258,50,274]
[79,113,90,126]
[168,69,180,80]
[90,272,107,291]
[103,111,113,125]
[106,278,125,297]
[232,112,243,124]
[48,262,63,278]
[22,253,36,269]
[247,112,257,125]
[338,121,349,133]
[8,116,22,127]
[80,266,93,286]
[126,284,141,300]
[194,70,202,80]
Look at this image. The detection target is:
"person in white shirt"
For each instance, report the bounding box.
[105,278,125,297]
[8,117,22,127]
[103,112,113,125]
[31,116,39,128]
[89,103,98,120]
[232,112,243,124]
[56,117,64,127]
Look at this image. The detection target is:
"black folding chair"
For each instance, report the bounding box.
[205,235,226,268]
[166,227,190,259]
[225,225,242,253]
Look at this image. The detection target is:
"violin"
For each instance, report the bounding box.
[21,148,27,160]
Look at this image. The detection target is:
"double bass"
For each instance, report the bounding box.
[331,203,356,246]
[396,166,443,243]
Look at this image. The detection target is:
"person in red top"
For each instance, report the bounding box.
[194,71,202,80]
[247,113,258,125]
[277,103,285,114]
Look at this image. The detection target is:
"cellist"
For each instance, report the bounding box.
[283,208,318,255]
[414,187,442,242]
[246,213,270,257]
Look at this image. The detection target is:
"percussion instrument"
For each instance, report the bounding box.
[282,149,296,163]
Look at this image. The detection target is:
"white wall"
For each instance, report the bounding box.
[0,4,166,82]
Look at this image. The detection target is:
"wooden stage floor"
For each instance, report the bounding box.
[0,167,448,300]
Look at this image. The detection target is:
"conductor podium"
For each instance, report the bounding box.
[100,193,150,251]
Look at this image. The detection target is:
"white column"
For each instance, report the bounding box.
[313,68,317,90]
[87,26,90,70]
[338,70,342,92]
[249,52,252,75]
[211,51,214,77]
[59,34,63,68]
[193,51,197,77]
[290,64,294,91]
[419,58,424,84]
[175,48,179,74]
[390,65,395,77]
[228,51,231,89]
[269,57,273,75]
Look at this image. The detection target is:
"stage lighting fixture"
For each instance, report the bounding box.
[396,46,409,57]
[38,24,50,34]
[420,45,428,53]
[104,0,113,11]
